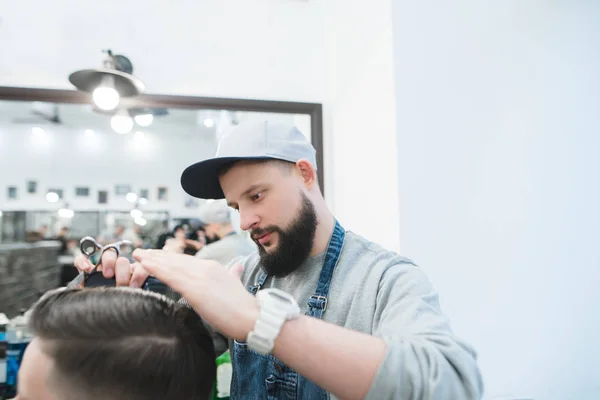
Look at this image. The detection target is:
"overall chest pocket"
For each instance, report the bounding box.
[232,340,330,400]
[232,340,298,400]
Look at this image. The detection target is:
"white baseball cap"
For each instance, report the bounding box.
[198,200,231,224]
[180,120,316,199]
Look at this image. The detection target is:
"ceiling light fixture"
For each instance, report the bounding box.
[134,113,153,127]
[134,217,147,226]
[126,192,138,203]
[46,192,59,203]
[130,209,143,219]
[58,203,75,219]
[69,49,145,112]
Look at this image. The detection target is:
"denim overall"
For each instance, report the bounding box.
[230,221,346,400]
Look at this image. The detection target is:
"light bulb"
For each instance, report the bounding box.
[111,114,134,134]
[130,209,143,219]
[126,192,138,203]
[92,86,120,111]
[46,192,59,203]
[32,127,45,136]
[204,118,214,128]
[134,217,147,226]
[134,114,153,127]
[58,208,74,218]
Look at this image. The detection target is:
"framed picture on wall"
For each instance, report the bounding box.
[27,180,37,194]
[157,187,168,201]
[75,187,90,197]
[7,186,17,199]
[98,190,108,204]
[115,184,131,196]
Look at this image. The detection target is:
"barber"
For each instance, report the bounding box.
[74,120,483,399]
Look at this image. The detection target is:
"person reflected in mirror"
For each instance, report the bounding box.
[192,200,256,267]
[98,224,126,245]
[184,225,208,253]
[53,226,70,255]
[162,224,197,255]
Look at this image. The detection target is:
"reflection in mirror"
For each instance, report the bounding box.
[0,93,318,318]
[0,100,312,245]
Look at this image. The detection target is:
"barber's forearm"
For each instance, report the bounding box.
[271,315,386,400]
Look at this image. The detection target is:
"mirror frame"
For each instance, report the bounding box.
[0,86,325,195]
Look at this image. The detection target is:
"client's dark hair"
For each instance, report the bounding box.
[28,287,216,400]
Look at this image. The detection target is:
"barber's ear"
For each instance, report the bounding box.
[295,159,317,189]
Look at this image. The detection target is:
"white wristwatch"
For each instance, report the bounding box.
[247,288,301,355]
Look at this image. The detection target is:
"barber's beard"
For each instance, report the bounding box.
[252,193,318,278]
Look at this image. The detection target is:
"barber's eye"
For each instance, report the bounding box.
[251,192,263,201]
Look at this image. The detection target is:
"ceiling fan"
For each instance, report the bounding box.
[11,102,66,125]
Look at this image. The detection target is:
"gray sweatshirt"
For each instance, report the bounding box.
[217,230,484,399]
[195,232,257,267]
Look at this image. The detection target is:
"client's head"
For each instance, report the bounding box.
[17,287,216,400]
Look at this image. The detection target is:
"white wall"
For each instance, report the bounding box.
[323,0,400,252]
[0,0,326,103]
[393,1,600,399]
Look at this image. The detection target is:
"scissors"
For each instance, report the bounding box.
[66,236,133,289]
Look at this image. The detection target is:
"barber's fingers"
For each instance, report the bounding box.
[130,262,150,289]
[132,248,162,261]
[114,257,132,287]
[100,249,118,278]
[137,257,168,285]
[74,254,94,273]
[134,250,203,291]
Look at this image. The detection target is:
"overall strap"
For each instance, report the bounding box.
[248,270,268,295]
[306,220,345,319]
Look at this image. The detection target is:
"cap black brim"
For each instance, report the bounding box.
[180,156,274,199]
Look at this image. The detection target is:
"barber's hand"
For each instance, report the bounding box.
[185,239,205,251]
[162,238,185,253]
[133,249,258,341]
[73,243,149,288]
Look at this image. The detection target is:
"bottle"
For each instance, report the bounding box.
[0,313,8,400]
[0,314,7,341]
[4,310,32,399]
[212,350,232,400]
[0,337,6,400]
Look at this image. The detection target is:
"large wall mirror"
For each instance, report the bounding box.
[0,87,323,244]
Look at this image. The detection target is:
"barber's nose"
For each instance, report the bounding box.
[239,211,260,231]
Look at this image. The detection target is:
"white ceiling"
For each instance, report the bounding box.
[0,0,326,103]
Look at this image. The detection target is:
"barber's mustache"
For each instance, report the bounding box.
[251,226,281,240]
